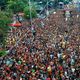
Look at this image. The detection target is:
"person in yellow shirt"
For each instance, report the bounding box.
[47,65,52,78]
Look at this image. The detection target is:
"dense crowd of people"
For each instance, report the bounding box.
[0,9,80,80]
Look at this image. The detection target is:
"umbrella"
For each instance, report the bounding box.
[9,21,22,27]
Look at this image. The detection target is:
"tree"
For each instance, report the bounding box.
[0,0,7,10]
[7,0,26,13]
[24,5,37,19]
[0,11,12,47]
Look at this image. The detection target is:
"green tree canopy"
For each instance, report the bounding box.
[7,0,26,13]
[0,11,12,31]
[24,5,37,19]
[0,11,12,46]
[0,0,7,10]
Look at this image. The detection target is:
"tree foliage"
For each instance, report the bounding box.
[7,0,26,13]
[24,5,37,19]
[0,11,12,46]
[0,11,12,30]
[0,0,7,10]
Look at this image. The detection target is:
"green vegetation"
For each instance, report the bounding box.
[24,5,37,19]
[0,0,73,11]
[7,0,37,19]
[7,0,26,13]
[0,0,7,10]
[0,11,12,47]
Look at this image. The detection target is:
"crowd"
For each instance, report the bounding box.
[0,9,80,80]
